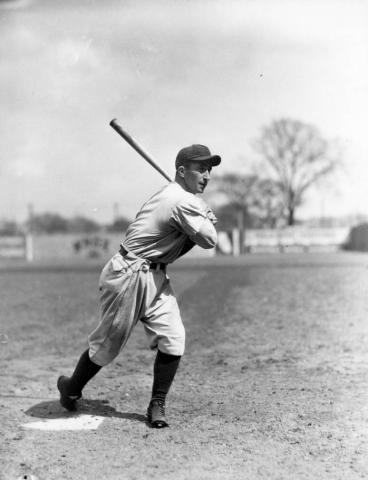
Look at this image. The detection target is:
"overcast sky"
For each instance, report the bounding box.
[1,0,367,223]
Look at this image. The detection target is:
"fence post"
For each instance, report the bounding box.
[25,234,34,262]
[232,228,240,256]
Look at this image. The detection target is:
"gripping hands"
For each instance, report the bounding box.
[205,206,218,225]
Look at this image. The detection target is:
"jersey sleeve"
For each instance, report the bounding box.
[170,197,217,248]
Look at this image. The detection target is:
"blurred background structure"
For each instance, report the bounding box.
[1,0,368,260]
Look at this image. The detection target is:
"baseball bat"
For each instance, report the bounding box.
[109,119,173,182]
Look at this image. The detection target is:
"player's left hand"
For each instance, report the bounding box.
[205,207,218,225]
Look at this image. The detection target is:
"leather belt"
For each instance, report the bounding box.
[148,262,166,272]
[119,246,166,272]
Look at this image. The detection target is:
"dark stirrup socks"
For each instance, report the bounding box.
[64,349,180,402]
[151,350,181,403]
[67,349,102,395]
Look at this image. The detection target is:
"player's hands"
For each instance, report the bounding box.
[205,206,218,225]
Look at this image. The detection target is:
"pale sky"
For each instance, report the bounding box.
[1,0,367,223]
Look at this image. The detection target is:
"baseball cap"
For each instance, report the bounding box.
[175,144,221,169]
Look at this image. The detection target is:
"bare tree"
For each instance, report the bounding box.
[253,178,285,228]
[210,173,258,238]
[208,173,283,251]
[254,118,340,225]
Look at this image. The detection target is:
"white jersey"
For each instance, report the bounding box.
[122,181,217,264]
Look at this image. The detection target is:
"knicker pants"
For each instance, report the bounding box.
[88,251,185,367]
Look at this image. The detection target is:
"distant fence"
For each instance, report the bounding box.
[217,227,350,254]
[0,228,353,262]
[0,235,33,261]
[245,227,350,253]
[31,233,122,261]
[3,233,213,262]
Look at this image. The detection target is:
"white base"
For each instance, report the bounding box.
[22,414,104,431]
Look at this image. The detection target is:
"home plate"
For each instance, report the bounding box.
[22,415,105,431]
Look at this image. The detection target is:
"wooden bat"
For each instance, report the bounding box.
[109,119,173,182]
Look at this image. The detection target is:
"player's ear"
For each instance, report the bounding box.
[177,165,185,178]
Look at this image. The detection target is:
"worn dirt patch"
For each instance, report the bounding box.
[1,252,368,479]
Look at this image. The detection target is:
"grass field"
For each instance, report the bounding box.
[1,252,368,480]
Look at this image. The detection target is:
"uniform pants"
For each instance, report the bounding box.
[88,251,185,367]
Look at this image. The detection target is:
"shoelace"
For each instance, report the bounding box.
[151,400,165,416]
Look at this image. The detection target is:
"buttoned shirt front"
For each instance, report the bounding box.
[122,182,217,264]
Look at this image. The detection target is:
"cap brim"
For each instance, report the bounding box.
[195,155,221,167]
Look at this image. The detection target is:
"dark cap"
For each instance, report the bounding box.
[175,144,221,169]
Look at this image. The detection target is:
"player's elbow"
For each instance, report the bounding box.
[192,224,217,249]
[202,238,217,249]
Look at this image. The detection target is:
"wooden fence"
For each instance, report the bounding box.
[0,235,33,261]
[217,227,350,254]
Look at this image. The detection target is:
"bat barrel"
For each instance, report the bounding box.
[109,119,173,182]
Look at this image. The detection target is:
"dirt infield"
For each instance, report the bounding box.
[1,252,368,480]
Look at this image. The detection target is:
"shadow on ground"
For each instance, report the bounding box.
[25,398,146,423]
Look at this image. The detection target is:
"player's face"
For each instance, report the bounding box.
[183,161,212,194]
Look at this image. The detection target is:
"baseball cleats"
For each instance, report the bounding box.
[57,375,81,412]
[147,399,168,428]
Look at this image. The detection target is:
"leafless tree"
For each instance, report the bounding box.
[208,173,283,251]
[254,118,340,225]
[253,178,285,228]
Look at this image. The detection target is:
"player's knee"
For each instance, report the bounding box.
[158,330,185,357]
[159,343,185,356]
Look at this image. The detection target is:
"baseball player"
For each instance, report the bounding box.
[57,144,221,428]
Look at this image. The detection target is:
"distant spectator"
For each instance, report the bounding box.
[73,236,110,256]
